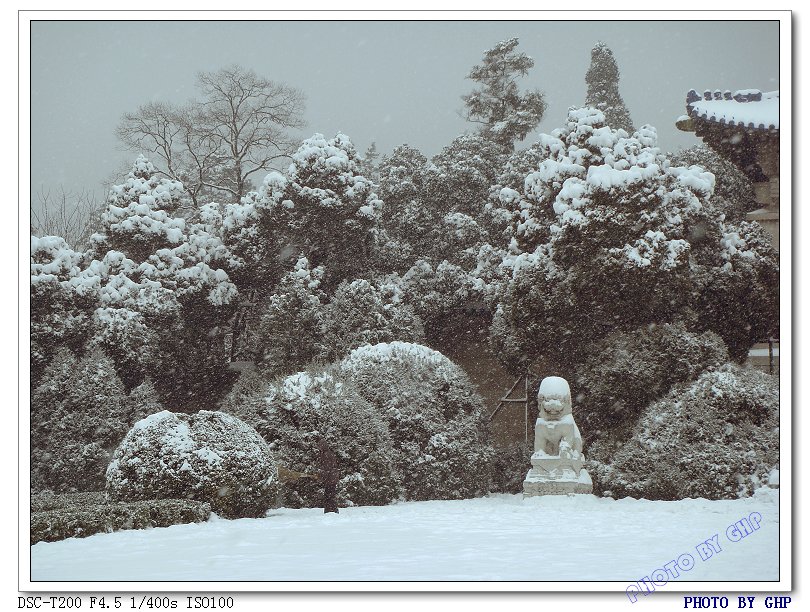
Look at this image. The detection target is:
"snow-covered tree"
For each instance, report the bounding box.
[93,158,240,407]
[462,37,547,150]
[126,377,164,423]
[31,348,132,493]
[361,141,380,183]
[253,256,326,375]
[91,155,186,262]
[377,144,432,266]
[585,42,635,133]
[399,259,478,336]
[87,307,159,391]
[237,133,383,290]
[487,108,778,370]
[31,156,243,409]
[426,133,507,221]
[30,236,92,384]
[321,278,425,362]
[669,145,758,223]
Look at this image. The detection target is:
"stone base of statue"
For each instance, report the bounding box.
[523,451,593,496]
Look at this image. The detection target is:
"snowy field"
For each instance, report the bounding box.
[31,489,780,582]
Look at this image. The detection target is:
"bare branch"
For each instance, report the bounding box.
[116,65,306,204]
[30,185,103,248]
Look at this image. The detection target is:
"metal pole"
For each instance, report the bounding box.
[524,372,529,445]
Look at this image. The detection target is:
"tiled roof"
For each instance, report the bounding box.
[686,89,779,132]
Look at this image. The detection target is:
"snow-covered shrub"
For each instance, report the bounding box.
[576,323,729,436]
[31,348,132,493]
[489,442,533,494]
[321,278,425,362]
[106,410,277,519]
[239,369,400,508]
[31,494,210,544]
[588,364,779,501]
[31,491,107,512]
[336,342,494,501]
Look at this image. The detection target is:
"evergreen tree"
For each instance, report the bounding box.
[31,348,132,492]
[585,41,635,133]
[31,156,243,410]
[485,108,778,372]
[254,256,326,375]
[361,141,380,183]
[321,278,425,362]
[669,145,758,223]
[30,236,91,384]
[376,144,433,271]
[238,133,383,290]
[462,38,547,150]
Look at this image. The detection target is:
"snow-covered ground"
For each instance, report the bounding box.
[31,489,779,582]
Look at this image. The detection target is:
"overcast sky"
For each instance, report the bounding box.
[30,19,779,200]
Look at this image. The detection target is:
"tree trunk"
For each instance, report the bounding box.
[318,438,339,514]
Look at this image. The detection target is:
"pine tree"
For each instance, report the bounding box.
[361,141,380,183]
[462,38,547,150]
[585,41,635,133]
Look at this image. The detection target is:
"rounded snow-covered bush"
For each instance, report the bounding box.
[106,410,276,518]
[588,364,779,501]
[576,322,729,437]
[237,369,400,509]
[337,342,494,501]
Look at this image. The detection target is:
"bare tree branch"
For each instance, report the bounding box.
[31,185,102,248]
[115,65,306,204]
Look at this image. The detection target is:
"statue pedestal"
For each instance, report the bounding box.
[523,451,593,496]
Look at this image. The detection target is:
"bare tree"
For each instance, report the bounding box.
[117,65,306,205]
[30,186,101,248]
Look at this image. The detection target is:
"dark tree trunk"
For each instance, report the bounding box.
[318,438,339,514]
